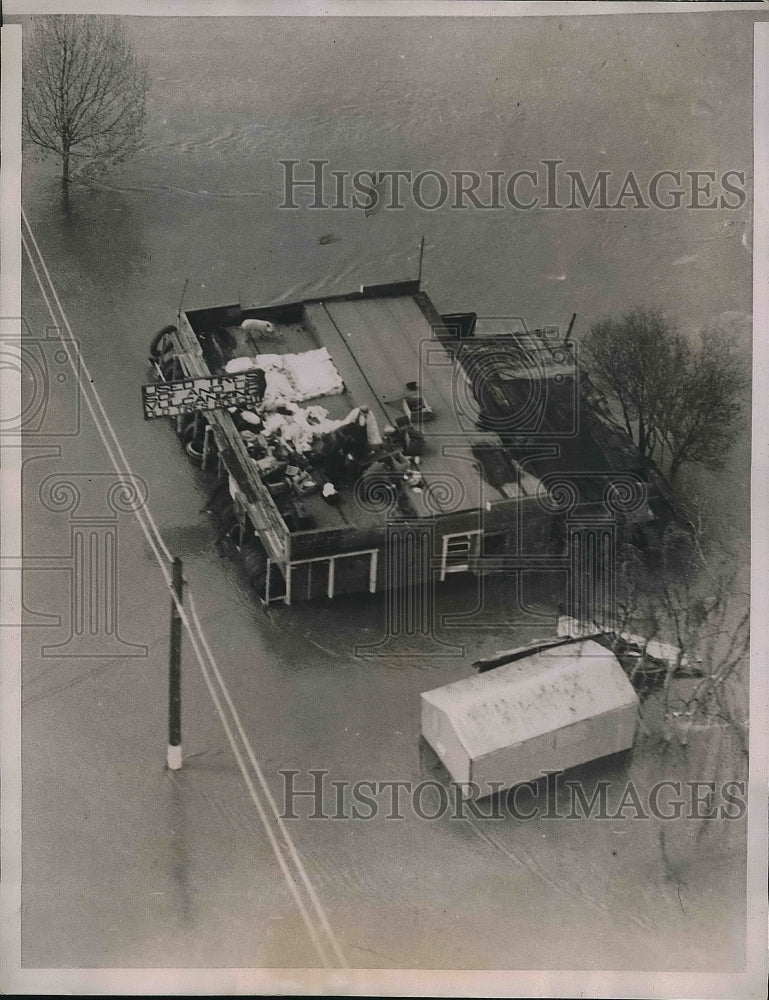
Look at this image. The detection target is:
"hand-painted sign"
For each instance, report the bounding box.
[142,371,265,420]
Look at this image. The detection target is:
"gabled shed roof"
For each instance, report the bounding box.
[421,639,638,759]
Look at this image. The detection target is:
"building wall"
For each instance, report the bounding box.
[469,703,638,793]
[420,700,472,787]
[285,495,554,596]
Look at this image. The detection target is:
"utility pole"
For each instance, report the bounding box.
[167,557,184,770]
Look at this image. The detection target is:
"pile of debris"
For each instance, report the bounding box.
[472,615,703,697]
[213,345,432,522]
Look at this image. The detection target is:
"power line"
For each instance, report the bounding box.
[21,207,348,971]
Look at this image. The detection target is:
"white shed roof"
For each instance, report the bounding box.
[421,639,638,759]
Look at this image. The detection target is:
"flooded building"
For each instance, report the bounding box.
[421,637,640,795]
[442,312,679,549]
[148,280,674,607]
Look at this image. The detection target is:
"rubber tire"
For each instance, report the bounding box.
[149,324,178,360]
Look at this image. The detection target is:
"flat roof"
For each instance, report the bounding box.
[185,288,521,534]
[305,295,505,518]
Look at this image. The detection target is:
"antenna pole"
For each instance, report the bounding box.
[565,312,577,342]
[177,278,190,320]
[417,236,425,285]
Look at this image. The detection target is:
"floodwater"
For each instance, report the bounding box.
[17,13,751,972]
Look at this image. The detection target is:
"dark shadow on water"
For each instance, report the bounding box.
[166,769,192,922]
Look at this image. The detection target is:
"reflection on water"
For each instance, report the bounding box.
[167,772,192,922]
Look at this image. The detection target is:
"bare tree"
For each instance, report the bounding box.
[582,308,677,461]
[23,15,149,184]
[658,328,748,482]
[613,523,749,755]
[656,525,749,753]
[582,309,747,483]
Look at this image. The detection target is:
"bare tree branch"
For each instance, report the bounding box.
[581,309,748,484]
[23,15,149,183]
[615,521,749,753]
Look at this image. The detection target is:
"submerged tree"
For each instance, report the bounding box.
[658,326,748,482]
[582,308,748,483]
[612,522,749,755]
[23,15,149,184]
[582,308,675,462]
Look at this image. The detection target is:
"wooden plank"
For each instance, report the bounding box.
[175,310,290,566]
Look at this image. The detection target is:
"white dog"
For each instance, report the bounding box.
[240,318,279,338]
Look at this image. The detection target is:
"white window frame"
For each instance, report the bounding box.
[439,530,482,581]
[283,547,379,604]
